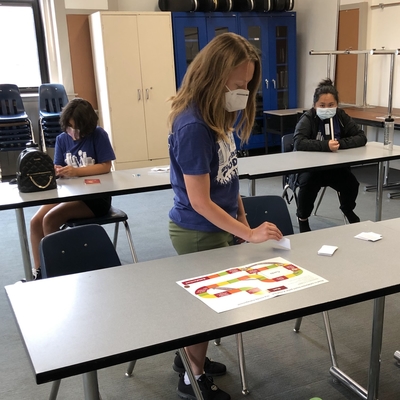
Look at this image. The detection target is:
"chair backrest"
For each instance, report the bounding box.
[281,132,294,154]
[242,195,294,236]
[0,84,26,116]
[39,224,121,279]
[38,83,69,114]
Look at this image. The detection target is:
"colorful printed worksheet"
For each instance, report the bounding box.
[177,257,328,313]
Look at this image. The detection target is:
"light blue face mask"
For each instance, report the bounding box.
[316,107,337,120]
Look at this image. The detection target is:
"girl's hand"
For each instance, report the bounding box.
[55,165,78,178]
[329,140,340,152]
[247,222,283,243]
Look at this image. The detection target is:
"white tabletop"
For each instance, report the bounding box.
[238,141,400,179]
[0,166,171,211]
[263,108,305,116]
[5,220,400,385]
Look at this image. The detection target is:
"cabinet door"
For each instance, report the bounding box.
[100,15,148,163]
[205,14,238,40]
[238,15,268,150]
[265,15,297,110]
[172,14,208,87]
[239,14,297,111]
[137,14,176,160]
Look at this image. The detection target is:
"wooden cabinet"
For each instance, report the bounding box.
[171,12,297,153]
[90,12,176,169]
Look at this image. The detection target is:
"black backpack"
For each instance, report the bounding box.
[16,144,57,193]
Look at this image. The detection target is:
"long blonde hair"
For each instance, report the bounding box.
[168,32,261,143]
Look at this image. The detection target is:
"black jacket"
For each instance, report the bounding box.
[293,108,367,152]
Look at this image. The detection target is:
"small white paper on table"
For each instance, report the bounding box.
[318,245,338,256]
[271,237,291,250]
[354,232,382,242]
[150,166,170,173]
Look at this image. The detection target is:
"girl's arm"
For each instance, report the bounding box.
[55,161,112,178]
[184,174,282,243]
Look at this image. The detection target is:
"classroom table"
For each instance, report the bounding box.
[376,217,400,368]
[342,105,400,131]
[5,220,400,400]
[0,167,171,281]
[238,141,400,221]
[3,142,400,280]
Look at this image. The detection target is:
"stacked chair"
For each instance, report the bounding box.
[38,83,68,153]
[0,84,34,155]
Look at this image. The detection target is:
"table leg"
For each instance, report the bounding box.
[328,297,385,400]
[15,208,33,281]
[366,297,385,400]
[178,348,204,400]
[82,371,101,400]
[248,180,255,196]
[375,161,384,221]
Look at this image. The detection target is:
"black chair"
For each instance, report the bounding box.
[40,224,138,399]
[281,133,345,223]
[38,83,68,153]
[242,195,294,235]
[0,84,35,153]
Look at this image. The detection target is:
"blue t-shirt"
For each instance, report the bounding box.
[169,107,239,232]
[54,126,116,167]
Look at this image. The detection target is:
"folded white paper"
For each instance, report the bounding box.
[271,237,291,250]
[318,245,338,256]
[354,232,382,242]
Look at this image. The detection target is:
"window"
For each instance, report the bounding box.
[0,0,49,92]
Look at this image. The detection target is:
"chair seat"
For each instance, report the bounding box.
[65,206,128,227]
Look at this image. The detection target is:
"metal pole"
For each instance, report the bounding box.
[362,53,369,107]
[327,53,332,79]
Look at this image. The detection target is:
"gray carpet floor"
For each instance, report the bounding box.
[1,164,400,400]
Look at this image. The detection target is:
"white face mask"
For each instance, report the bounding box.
[224,86,249,112]
[316,107,337,120]
[66,126,80,140]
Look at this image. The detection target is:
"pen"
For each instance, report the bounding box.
[329,117,335,140]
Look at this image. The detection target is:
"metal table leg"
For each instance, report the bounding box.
[15,208,33,281]
[248,179,256,197]
[178,348,204,400]
[375,162,385,221]
[236,333,249,395]
[394,350,400,365]
[82,371,101,400]
[328,297,385,400]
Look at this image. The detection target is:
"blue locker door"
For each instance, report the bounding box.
[266,14,297,110]
[205,14,238,40]
[172,14,208,88]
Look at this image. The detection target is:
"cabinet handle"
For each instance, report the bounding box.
[137,89,142,101]
[146,88,150,100]
[265,79,269,89]
[272,79,276,89]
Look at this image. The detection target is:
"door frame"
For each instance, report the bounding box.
[337,2,368,105]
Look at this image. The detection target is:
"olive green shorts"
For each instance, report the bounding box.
[169,221,234,255]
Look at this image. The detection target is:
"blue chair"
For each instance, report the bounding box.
[213,195,295,395]
[0,84,34,152]
[38,84,68,152]
[39,224,136,399]
[62,205,139,264]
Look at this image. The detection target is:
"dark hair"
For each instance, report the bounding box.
[60,98,98,138]
[313,78,339,105]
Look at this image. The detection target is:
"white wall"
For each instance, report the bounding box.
[50,0,400,111]
[117,0,159,11]
[293,0,340,108]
